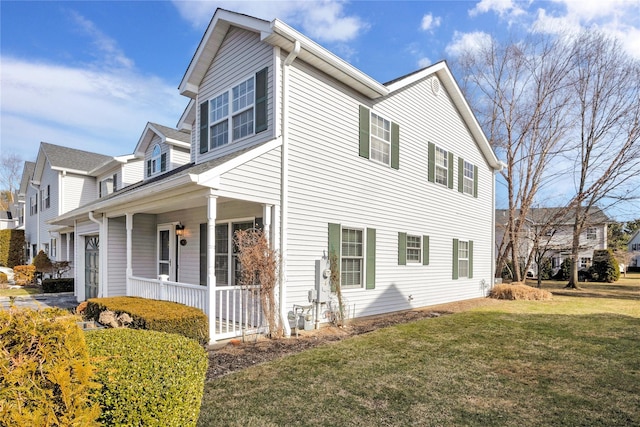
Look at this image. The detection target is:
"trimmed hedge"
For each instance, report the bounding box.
[13,265,36,285]
[42,278,75,293]
[0,229,25,268]
[0,307,101,426]
[85,329,207,427]
[85,296,209,345]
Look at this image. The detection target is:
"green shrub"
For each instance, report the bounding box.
[589,249,620,282]
[553,258,572,280]
[85,329,207,427]
[0,307,101,426]
[42,277,75,293]
[85,296,209,345]
[538,257,553,280]
[0,272,7,284]
[0,229,25,268]
[13,264,36,285]
[32,250,52,275]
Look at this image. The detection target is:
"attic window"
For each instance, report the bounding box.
[147,144,167,177]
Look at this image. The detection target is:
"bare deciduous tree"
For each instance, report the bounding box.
[456,34,575,281]
[565,30,640,288]
[0,152,23,210]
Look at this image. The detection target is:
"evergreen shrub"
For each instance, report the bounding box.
[85,328,207,427]
[42,278,75,293]
[0,307,101,426]
[553,258,572,280]
[589,249,620,282]
[85,296,209,345]
[0,229,25,268]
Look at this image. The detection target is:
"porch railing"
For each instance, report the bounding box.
[127,276,264,341]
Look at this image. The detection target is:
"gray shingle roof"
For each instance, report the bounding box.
[496,206,611,225]
[40,142,113,173]
[149,123,191,144]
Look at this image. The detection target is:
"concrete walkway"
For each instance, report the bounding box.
[0,292,78,311]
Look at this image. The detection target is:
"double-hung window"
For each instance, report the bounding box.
[406,235,422,263]
[200,68,268,154]
[452,239,473,279]
[586,228,597,240]
[463,161,474,195]
[370,113,391,165]
[30,195,37,215]
[435,147,449,186]
[328,223,376,290]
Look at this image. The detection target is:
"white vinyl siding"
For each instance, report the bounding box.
[108,216,127,296]
[196,27,273,162]
[284,59,494,318]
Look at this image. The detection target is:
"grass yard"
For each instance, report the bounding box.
[0,286,42,297]
[198,277,640,426]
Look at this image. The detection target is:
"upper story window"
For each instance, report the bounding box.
[100,174,118,198]
[435,147,449,186]
[200,68,268,155]
[370,113,391,165]
[358,106,400,169]
[30,194,37,215]
[40,185,50,210]
[463,161,474,195]
[586,227,597,240]
[147,145,166,178]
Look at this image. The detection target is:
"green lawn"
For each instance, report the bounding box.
[198,277,640,426]
[0,286,42,297]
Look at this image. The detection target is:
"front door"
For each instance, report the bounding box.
[157,225,176,281]
[85,236,99,298]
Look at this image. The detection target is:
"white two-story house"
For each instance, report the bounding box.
[51,9,502,342]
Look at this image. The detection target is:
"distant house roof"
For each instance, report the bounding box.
[38,142,113,175]
[496,207,611,226]
[19,161,36,196]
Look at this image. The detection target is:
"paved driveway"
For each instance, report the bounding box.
[0,293,78,311]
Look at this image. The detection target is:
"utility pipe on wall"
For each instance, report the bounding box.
[280,40,301,339]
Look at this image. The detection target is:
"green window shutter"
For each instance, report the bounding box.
[458,157,464,193]
[359,105,370,159]
[366,228,376,289]
[473,165,478,198]
[428,142,435,183]
[452,238,459,280]
[448,151,454,189]
[146,160,151,177]
[255,68,268,133]
[423,235,429,266]
[391,122,400,170]
[469,240,474,279]
[328,223,341,292]
[398,232,407,265]
[199,101,208,154]
[160,153,167,172]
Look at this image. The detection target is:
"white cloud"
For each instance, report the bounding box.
[172,0,368,43]
[418,57,432,69]
[420,13,441,32]
[469,0,525,18]
[445,31,493,57]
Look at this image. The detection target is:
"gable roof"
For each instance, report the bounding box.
[18,161,36,196]
[134,122,191,157]
[496,207,611,226]
[32,142,113,182]
[179,9,501,170]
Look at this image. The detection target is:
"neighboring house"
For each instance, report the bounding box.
[21,142,146,276]
[496,207,610,276]
[628,230,640,269]
[51,9,502,343]
[16,162,36,233]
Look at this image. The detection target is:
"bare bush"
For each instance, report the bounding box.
[489,283,553,300]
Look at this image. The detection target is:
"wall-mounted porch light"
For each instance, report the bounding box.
[176,223,187,246]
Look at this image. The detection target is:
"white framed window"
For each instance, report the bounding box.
[40,185,50,209]
[370,112,391,165]
[580,257,592,269]
[463,161,474,195]
[406,235,422,263]
[213,219,261,286]
[100,178,113,198]
[435,146,448,186]
[51,239,57,258]
[43,243,50,255]
[151,145,162,174]
[30,194,37,215]
[209,92,229,148]
[341,227,364,289]
[458,240,469,278]
[586,227,597,240]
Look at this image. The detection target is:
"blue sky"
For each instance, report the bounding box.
[2,1,639,219]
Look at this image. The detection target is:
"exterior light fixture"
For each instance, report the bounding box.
[176,224,187,246]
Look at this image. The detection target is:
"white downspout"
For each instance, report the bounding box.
[280,40,300,339]
[88,211,104,297]
[29,181,40,258]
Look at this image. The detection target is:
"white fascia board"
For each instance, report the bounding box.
[267,20,389,99]
[164,138,191,149]
[179,10,272,98]
[189,137,282,187]
[50,166,91,176]
[177,99,196,131]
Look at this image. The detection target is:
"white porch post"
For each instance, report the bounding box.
[125,213,133,296]
[207,193,218,344]
[262,204,272,244]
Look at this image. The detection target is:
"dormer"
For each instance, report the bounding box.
[134,122,191,181]
[90,154,143,198]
